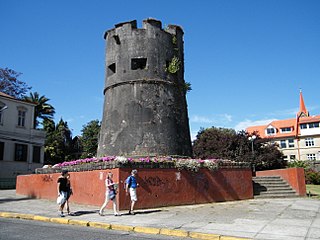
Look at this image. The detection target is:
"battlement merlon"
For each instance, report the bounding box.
[103,18,184,39]
[103,20,137,39]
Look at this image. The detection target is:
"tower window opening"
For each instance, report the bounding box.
[131,58,147,70]
[108,63,116,76]
[113,35,120,45]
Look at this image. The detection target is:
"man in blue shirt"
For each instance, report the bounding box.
[125,169,139,214]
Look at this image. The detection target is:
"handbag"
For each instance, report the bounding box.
[108,189,116,200]
[57,192,67,205]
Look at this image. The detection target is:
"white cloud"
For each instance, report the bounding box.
[234,119,278,132]
[190,115,214,124]
[221,113,232,122]
[190,114,232,124]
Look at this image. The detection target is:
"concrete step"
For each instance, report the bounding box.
[254,181,290,187]
[254,193,298,198]
[252,176,298,199]
[258,189,296,194]
[253,176,282,180]
[255,186,296,192]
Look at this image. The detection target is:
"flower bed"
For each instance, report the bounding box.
[36,156,251,174]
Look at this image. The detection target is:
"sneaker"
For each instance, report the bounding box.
[59,212,65,217]
[114,213,121,216]
[98,211,104,216]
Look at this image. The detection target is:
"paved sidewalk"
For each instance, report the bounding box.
[0,190,319,240]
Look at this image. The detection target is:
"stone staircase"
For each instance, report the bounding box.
[252,176,298,198]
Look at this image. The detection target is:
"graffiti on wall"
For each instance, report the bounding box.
[42,175,53,182]
[144,176,168,187]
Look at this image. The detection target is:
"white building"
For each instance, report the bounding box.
[247,91,320,161]
[0,92,46,187]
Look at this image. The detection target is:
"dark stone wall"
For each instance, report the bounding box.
[97,18,192,157]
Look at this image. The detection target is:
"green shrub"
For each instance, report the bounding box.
[287,160,320,185]
[287,160,309,169]
[305,169,320,185]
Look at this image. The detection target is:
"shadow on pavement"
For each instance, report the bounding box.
[122,209,162,215]
[0,197,35,204]
[70,210,98,216]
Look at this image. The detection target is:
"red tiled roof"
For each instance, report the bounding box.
[247,118,297,138]
[298,115,320,124]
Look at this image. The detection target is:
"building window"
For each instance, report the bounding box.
[300,124,307,129]
[14,144,28,162]
[280,127,292,133]
[307,154,316,160]
[33,146,41,163]
[305,138,315,147]
[266,128,276,135]
[18,110,26,127]
[131,58,147,70]
[290,155,296,160]
[280,140,287,149]
[0,142,4,160]
[288,139,294,148]
[308,122,319,128]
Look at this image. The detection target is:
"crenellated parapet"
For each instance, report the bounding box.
[104,18,183,39]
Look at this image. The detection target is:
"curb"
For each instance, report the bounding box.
[0,212,251,240]
[88,221,111,229]
[160,228,189,238]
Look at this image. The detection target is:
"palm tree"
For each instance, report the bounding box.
[23,92,55,128]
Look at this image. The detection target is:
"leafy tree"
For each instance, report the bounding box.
[80,120,101,158]
[0,67,31,98]
[193,126,285,170]
[254,139,286,170]
[44,118,73,164]
[23,92,55,128]
[193,127,243,160]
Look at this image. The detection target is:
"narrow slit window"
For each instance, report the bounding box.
[131,58,147,70]
[108,63,116,76]
[113,35,120,45]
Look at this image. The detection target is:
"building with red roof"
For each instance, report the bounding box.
[247,91,320,161]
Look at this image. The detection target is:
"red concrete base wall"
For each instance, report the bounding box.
[256,168,306,196]
[16,168,253,210]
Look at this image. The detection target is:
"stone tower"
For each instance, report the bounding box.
[97,18,192,157]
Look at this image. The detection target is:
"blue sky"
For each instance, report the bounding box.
[1,0,320,140]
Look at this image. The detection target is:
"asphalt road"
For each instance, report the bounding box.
[0,218,182,240]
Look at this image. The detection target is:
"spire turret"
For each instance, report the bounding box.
[297,89,309,118]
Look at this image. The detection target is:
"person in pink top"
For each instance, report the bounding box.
[99,172,120,216]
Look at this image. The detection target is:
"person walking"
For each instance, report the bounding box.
[65,173,73,215]
[125,169,139,215]
[57,170,69,217]
[99,172,120,216]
